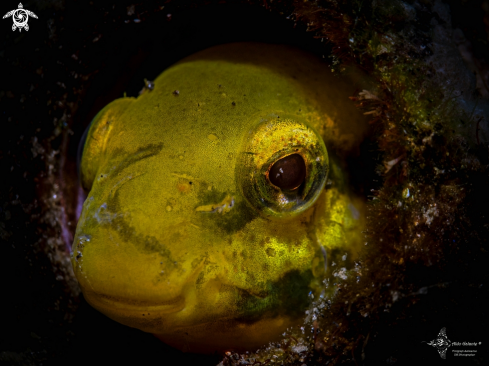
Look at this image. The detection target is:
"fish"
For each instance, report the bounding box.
[72,42,366,353]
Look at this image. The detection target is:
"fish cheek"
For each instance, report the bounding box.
[225,216,315,293]
[232,269,314,324]
[194,187,257,235]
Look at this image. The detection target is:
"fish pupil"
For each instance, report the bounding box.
[269,154,306,190]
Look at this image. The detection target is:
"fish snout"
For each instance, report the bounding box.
[72,229,206,320]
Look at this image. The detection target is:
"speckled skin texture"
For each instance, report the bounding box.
[73,42,365,353]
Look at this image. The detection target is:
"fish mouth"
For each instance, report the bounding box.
[83,284,268,318]
[83,290,186,315]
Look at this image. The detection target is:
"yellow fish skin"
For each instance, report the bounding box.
[72,42,366,353]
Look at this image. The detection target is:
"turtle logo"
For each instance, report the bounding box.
[3,3,38,32]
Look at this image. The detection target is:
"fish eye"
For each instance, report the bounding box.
[238,117,328,218]
[268,153,306,190]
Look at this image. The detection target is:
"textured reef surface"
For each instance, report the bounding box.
[1,0,488,365]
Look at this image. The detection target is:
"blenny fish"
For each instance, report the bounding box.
[72,42,366,353]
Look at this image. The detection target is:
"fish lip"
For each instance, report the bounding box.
[83,290,186,314]
[80,259,207,316]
